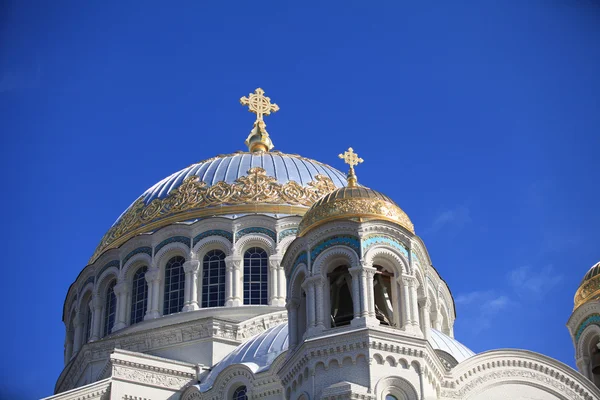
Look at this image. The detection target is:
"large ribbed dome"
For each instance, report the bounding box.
[90,151,347,263]
[297,186,414,236]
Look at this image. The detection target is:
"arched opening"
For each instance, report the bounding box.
[589,336,600,387]
[328,265,354,327]
[103,280,117,336]
[202,249,226,307]
[297,289,307,341]
[232,385,248,400]
[163,255,185,315]
[130,266,148,324]
[243,247,268,305]
[373,265,395,326]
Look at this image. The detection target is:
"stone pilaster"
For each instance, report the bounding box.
[112,282,129,331]
[225,256,243,306]
[302,278,316,332]
[418,297,431,339]
[72,313,83,354]
[182,259,200,312]
[348,267,362,320]
[89,296,103,341]
[144,268,161,320]
[269,258,282,306]
[314,276,326,330]
[287,299,299,350]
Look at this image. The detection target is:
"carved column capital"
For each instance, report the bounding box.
[145,268,161,283]
[183,260,201,273]
[418,297,431,308]
[113,282,129,296]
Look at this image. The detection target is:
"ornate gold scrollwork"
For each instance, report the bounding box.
[298,197,415,236]
[89,167,338,263]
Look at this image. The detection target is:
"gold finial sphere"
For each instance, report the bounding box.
[240,88,279,152]
[339,147,363,187]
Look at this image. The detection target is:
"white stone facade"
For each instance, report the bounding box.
[45,212,600,400]
[45,141,600,400]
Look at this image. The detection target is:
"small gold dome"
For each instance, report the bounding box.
[574,261,600,309]
[297,186,415,236]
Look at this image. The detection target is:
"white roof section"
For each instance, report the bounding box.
[198,324,474,392]
[429,328,475,363]
[199,323,288,391]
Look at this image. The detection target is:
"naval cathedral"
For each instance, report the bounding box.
[45,89,600,400]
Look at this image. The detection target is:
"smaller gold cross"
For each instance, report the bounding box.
[339,147,363,187]
[240,88,279,123]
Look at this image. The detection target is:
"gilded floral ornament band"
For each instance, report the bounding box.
[298,197,415,236]
[90,167,338,263]
[574,274,600,309]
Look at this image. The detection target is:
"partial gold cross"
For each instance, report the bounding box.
[339,147,363,187]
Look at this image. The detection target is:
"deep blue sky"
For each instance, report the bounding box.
[1,1,599,398]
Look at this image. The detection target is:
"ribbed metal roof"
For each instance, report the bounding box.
[142,152,346,205]
[428,328,475,363]
[199,323,289,391]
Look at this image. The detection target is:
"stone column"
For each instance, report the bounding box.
[419,297,431,339]
[72,313,83,354]
[391,275,401,327]
[287,299,298,350]
[399,277,413,330]
[225,256,243,306]
[89,296,103,341]
[348,267,362,319]
[277,266,286,306]
[303,278,316,331]
[144,268,161,320]
[112,282,129,331]
[183,259,201,311]
[314,276,325,330]
[577,356,590,379]
[64,334,73,363]
[433,305,442,330]
[407,277,420,328]
[269,258,280,306]
[225,259,234,306]
[364,267,377,319]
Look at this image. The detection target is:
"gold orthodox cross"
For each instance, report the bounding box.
[339,147,363,187]
[240,88,279,124]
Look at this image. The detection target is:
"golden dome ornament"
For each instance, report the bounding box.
[297,147,414,236]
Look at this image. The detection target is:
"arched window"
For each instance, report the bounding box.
[233,386,248,400]
[202,250,226,308]
[328,265,354,327]
[164,256,185,315]
[103,280,117,336]
[243,247,268,305]
[373,265,395,326]
[130,266,148,324]
[83,304,92,343]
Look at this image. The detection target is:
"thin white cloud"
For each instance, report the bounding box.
[508,265,562,299]
[455,290,512,333]
[428,205,471,234]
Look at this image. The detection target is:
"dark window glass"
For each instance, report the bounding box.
[233,386,248,400]
[243,247,268,305]
[103,281,117,336]
[163,256,185,315]
[202,250,226,308]
[130,266,148,324]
